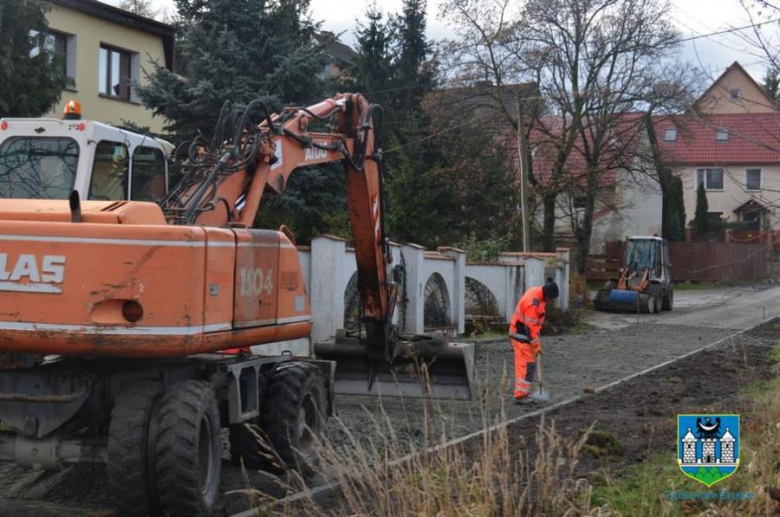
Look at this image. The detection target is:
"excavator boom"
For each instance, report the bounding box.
[0,93,474,399]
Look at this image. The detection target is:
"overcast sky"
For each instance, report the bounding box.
[110,0,778,82]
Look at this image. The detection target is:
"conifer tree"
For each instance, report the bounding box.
[0,0,68,117]
[693,181,709,235]
[136,0,326,136]
[346,4,395,109]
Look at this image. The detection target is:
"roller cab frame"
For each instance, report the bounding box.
[593,236,674,313]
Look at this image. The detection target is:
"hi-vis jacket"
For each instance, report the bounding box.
[510,286,546,345]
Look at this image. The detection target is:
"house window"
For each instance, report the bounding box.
[89,141,129,201]
[663,128,678,142]
[746,169,762,191]
[707,212,723,224]
[49,32,68,77]
[696,168,724,190]
[730,88,741,100]
[99,45,133,100]
[30,31,74,82]
[742,209,761,224]
[573,196,587,209]
[715,128,729,142]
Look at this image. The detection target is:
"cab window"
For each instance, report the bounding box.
[131,146,166,201]
[0,137,79,199]
[89,141,128,201]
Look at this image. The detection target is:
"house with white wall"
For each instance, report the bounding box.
[525,114,662,254]
[654,62,780,231]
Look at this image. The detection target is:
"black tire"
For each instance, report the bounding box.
[107,381,163,517]
[156,380,222,517]
[663,288,674,311]
[261,362,327,475]
[229,371,271,469]
[639,293,652,314]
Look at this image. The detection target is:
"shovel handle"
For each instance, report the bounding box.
[536,354,543,384]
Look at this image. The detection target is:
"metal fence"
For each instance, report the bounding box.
[587,240,768,283]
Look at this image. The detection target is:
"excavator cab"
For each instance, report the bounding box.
[0,112,172,203]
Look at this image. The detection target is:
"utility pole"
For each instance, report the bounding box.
[516,93,530,252]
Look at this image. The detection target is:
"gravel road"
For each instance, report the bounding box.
[326,323,730,453]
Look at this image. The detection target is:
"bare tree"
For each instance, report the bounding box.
[436,0,542,251]
[119,0,158,19]
[438,0,697,266]
[520,0,687,262]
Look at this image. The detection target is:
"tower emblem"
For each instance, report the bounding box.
[677,414,740,487]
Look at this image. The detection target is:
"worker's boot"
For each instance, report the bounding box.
[514,396,537,406]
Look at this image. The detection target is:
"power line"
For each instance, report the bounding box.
[381,92,545,154]
[675,17,780,45]
[669,14,754,55]
[362,16,780,101]
[383,119,474,154]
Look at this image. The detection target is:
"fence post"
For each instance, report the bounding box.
[524,257,545,290]
[439,247,466,335]
[401,244,426,335]
[310,235,347,344]
[556,248,571,311]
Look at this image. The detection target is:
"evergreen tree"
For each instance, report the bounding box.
[693,181,709,235]
[345,4,395,109]
[0,0,68,118]
[763,66,780,101]
[136,0,327,136]
[391,0,435,116]
[254,164,348,243]
[666,176,686,241]
[385,113,455,245]
[345,0,440,247]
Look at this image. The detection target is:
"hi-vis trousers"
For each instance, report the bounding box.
[512,339,536,399]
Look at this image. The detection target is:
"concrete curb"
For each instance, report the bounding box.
[229,323,761,516]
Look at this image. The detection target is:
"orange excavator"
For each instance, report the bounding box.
[0,94,474,517]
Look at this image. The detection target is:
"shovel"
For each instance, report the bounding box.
[529,354,550,402]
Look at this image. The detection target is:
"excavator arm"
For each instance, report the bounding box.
[160,94,473,398]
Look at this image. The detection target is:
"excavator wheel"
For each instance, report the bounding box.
[261,362,327,476]
[156,380,222,517]
[107,381,163,517]
[228,370,271,468]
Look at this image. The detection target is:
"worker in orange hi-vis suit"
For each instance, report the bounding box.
[509,278,559,404]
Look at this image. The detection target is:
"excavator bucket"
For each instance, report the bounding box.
[314,330,476,400]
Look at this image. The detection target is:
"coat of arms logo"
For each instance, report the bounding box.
[677,414,740,487]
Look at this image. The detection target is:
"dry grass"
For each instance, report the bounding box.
[235,342,780,516]
[239,371,599,516]
[570,272,593,309]
[283,418,597,516]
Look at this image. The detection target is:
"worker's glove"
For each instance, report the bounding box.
[532,340,542,355]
